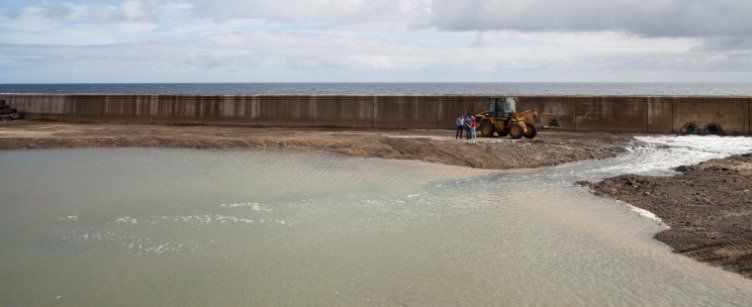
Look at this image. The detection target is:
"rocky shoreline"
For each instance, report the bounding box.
[582,154,752,278]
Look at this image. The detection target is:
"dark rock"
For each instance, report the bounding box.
[586,154,752,279]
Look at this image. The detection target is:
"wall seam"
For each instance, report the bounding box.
[573,98,577,132]
[104,96,110,123]
[201,96,207,125]
[645,97,649,133]
[311,95,317,127]
[371,96,376,129]
[670,98,675,133]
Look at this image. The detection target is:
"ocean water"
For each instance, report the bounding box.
[1,82,751,95]
[2,136,752,305]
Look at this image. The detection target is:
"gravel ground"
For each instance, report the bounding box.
[582,154,752,278]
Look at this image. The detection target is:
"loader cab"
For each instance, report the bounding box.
[489,97,517,118]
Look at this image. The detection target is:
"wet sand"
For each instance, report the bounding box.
[0,121,630,170]
[583,154,752,278]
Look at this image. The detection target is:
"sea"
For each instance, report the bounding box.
[0,82,751,95]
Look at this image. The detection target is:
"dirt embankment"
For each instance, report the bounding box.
[583,154,752,278]
[0,121,630,170]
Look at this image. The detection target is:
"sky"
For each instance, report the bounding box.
[0,0,751,83]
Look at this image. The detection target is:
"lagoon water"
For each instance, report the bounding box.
[2,136,752,305]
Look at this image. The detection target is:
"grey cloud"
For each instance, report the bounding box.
[43,4,74,19]
[2,9,21,19]
[87,1,155,23]
[699,36,752,51]
[429,0,752,38]
[193,0,403,25]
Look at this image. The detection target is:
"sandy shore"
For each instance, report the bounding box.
[0,121,630,170]
[583,154,752,278]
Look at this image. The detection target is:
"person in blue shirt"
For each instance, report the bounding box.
[465,114,473,140]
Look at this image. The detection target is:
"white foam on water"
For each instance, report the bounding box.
[572,135,752,224]
[405,193,423,198]
[108,214,281,226]
[57,215,78,222]
[590,135,752,176]
[62,231,202,255]
[615,200,665,224]
[114,216,139,224]
[219,202,272,211]
[167,214,264,225]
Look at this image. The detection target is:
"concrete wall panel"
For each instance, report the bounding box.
[65,95,107,122]
[517,96,576,130]
[574,97,647,132]
[153,95,203,124]
[255,96,315,126]
[1,95,22,115]
[2,95,30,116]
[647,97,673,133]
[672,97,749,135]
[12,94,70,121]
[373,96,442,129]
[313,95,372,128]
[203,96,257,126]
[106,95,154,123]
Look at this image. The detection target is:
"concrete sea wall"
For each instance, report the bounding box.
[1,94,750,135]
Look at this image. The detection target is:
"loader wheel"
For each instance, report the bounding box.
[509,122,524,139]
[523,125,537,139]
[497,129,508,137]
[480,123,495,137]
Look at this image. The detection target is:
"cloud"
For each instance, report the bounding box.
[42,4,74,19]
[120,1,149,20]
[429,0,752,38]
[189,0,434,31]
[0,0,750,82]
[88,0,157,22]
[2,28,748,83]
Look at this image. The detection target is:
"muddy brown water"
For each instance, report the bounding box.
[2,136,752,305]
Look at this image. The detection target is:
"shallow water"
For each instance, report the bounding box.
[2,136,752,305]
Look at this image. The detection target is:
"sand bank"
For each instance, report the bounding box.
[0,121,630,169]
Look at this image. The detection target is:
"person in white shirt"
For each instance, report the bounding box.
[455,115,465,139]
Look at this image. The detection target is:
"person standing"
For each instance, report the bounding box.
[455,115,465,139]
[465,113,473,140]
[471,115,478,139]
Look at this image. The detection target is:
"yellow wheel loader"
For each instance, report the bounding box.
[475,97,559,139]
